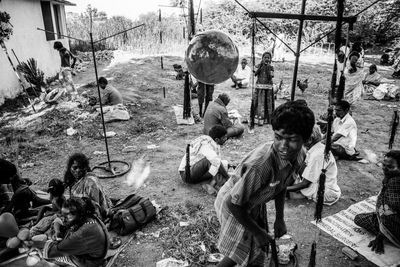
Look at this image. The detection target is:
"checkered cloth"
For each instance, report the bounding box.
[214,143,306,266]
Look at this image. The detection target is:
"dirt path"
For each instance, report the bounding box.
[1,52,399,266]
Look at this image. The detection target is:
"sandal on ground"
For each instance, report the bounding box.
[110,237,122,250]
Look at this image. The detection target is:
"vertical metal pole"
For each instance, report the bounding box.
[163,87,166,98]
[185,144,191,181]
[249,17,256,130]
[160,56,164,69]
[183,27,186,39]
[188,0,195,40]
[183,71,191,119]
[331,0,345,104]
[290,0,307,101]
[90,34,111,169]
[159,9,162,44]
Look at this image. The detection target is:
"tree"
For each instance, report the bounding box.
[201,0,400,48]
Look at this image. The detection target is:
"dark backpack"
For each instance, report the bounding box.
[108,194,156,236]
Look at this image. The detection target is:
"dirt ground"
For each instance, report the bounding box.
[1,51,399,267]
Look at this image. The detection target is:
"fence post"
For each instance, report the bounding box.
[159,9,163,69]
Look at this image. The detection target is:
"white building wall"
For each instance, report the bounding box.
[0,0,70,105]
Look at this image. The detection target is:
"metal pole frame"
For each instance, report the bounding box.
[37,17,144,176]
[233,0,383,101]
[234,0,295,54]
[299,0,382,54]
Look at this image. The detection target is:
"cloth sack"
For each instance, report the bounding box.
[373,84,389,100]
[228,109,243,125]
[102,104,130,123]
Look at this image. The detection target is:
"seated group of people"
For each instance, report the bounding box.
[181,99,359,206]
[338,46,399,104]
[363,64,400,101]
[0,153,111,266]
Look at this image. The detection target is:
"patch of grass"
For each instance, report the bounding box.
[128,118,167,135]
[18,141,49,157]
[158,200,220,266]
[75,119,103,139]
[35,109,72,137]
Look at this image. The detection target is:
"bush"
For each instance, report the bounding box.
[0,11,13,42]
[17,58,45,91]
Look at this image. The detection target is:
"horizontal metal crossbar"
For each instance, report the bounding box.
[248,12,357,24]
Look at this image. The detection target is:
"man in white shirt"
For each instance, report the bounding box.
[287,127,341,205]
[331,100,358,159]
[231,58,252,89]
[179,125,229,185]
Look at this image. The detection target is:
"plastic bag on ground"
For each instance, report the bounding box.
[156,257,189,267]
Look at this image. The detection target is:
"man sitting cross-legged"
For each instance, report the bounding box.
[98,77,123,106]
[287,126,341,205]
[328,100,358,160]
[203,93,245,139]
[231,58,251,89]
[92,77,130,122]
[178,125,230,192]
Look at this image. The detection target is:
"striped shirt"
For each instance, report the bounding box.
[214,143,306,266]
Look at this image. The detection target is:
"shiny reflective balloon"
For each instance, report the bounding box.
[185,30,239,85]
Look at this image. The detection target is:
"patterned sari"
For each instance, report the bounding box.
[363,72,381,96]
[376,177,400,247]
[70,172,112,219]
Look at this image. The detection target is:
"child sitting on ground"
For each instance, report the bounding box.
[30,179,66,240]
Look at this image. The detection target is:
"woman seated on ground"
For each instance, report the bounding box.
[354,150,400,254]
[64,153,112,220]
[33,197,109,267]
[286,126,341,205]
[363,64,382,96]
